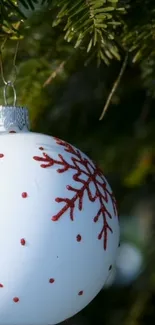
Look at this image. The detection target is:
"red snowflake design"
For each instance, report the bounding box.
[33,138,117,250]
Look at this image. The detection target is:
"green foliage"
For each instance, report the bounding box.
[17,0,48,10]
[122,0,155,62]
[0,0,23,38]
[52,0,127,65]
[1,0,127,65]
[0,0,48,39]
[1,0,155,94]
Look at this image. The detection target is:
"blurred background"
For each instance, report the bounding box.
[1,1,155,325]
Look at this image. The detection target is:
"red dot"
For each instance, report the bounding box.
[39,147,44,150]
[21,192,28,198]
[49,278,55,284]
[20,238,26,246]
[0,154,4,158]
[76,234,82,242]
[9,131,16,133]
[0,283,3,288]
[78,290,83,296]
[13,297,19,303]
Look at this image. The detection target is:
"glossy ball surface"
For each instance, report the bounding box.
[0,133,119,325]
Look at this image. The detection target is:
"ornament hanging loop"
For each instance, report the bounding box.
[0,39,19,106]
[3,81,17,106]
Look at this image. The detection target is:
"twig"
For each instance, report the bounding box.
[99,52,128,121]
[43,61,66,88]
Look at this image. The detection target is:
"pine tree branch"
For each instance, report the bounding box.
[0,0,128,64]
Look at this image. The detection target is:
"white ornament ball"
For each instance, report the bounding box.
[0,106,120,325]
[104,266,116,288]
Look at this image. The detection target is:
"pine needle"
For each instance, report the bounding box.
[43,61,66,87]
[99,52,128,120]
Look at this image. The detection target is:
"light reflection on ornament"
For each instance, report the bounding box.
[0,105,119,325]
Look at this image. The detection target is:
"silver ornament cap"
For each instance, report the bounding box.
[0,105,30,133]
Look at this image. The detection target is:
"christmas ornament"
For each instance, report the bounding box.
[0,45,119,325]
[104,265,116,288]
[0,104,119,324]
